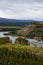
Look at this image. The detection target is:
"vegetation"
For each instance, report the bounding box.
[0,22,43,65]
[17,22,43,40]
[0,44,43,65]
[15,37,29,45]
[0,37,11,44]
[27,22,43,39]
[0,26,21,31]
[0,19,43,65]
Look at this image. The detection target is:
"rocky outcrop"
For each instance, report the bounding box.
[17,22,43,40]
[34,36,42,41]
[18,24,35,36]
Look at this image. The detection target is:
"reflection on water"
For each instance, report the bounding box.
[0,32,43,47]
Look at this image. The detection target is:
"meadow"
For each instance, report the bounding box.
[0,44,43,65]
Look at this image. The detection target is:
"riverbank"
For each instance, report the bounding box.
[0,26,21,31]
[0,31,43,47]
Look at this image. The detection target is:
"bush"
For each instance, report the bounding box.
[15,37,29,45]
[0,37,10,44]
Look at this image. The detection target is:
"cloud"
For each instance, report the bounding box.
[0,0,43,20]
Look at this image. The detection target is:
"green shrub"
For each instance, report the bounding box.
[0,37,10,44]
[15,37,29,45]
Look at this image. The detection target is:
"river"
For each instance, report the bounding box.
[0,31,43,47]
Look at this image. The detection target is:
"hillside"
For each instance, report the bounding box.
[17,22,43,40]
[18,24,35,35]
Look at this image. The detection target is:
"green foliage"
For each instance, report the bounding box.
[0,37,10,44]
[0,44,43,65]
[26,22,43,39]
[15,37,29,45]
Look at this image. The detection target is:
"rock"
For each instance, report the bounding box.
[34,36,42,41]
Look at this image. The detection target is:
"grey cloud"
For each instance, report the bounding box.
[0,0,43,20]
[0,0,43,4]
[33,0,43,2]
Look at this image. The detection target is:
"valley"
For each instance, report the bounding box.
[0,18,43,65]
[0,21,43,47]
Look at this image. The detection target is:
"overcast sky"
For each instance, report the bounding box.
[0,0,43,20]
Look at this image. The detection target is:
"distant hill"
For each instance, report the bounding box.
[17,22,43,40]
[0,18,37,26]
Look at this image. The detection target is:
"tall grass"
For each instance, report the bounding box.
[0,44,43,65]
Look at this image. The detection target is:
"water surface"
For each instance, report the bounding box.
[0,31,43,47]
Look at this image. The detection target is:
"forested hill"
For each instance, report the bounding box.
[0,18,37,26]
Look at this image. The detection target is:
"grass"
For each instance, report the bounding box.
[0,44,43,53]
[0,26,21,29]
[0,44,43,65]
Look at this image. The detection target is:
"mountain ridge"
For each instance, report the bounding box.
[0,18,37,22]
[0,18,38,26]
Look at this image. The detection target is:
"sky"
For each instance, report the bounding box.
[0,0,43,20]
